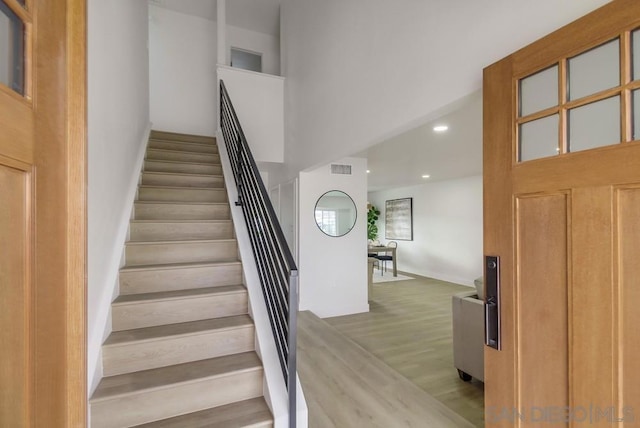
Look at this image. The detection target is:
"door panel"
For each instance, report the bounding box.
[484,1,640,427]
[0,160,30,428]
[516,194,568,414]
[570,187,615,415]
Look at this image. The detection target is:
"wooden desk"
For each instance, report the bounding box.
[367,246,397,277]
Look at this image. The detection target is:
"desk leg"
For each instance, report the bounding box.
[392,249,397,277]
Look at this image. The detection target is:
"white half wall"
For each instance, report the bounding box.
[218,66,284,163]
[298,157,369,318]
[149,5,282,137]
[280,0,610,173]
[88,0,150,394]
[368,175,483,286]
[149,4,217,136]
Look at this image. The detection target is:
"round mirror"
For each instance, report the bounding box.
[314,190,357,237]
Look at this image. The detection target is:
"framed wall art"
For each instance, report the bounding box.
[385,198,413,240]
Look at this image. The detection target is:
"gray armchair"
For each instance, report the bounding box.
[452,287,484,382]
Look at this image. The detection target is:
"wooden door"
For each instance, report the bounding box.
[484,1,640,426]
[0,0,86,426]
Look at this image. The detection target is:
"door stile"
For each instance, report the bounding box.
[483,56,517,427]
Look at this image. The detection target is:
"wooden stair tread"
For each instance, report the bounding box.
[130,219,232,224]
[133,397,271,428]
[135,201,229,206]
[149,131,216,145]
[138,185,224,190]
[147,147,220,156]
[143,171,223,178]
[149,139,218,149]
[120,260,242,273]
[113,284,246,305]
[104,315,253,346]
[145,159,220,167]
[125,238,237,246]
[91,352,261,402]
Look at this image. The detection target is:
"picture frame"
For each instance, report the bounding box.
[385,198,413,241]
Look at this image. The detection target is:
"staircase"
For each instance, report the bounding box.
[90,131,273,428]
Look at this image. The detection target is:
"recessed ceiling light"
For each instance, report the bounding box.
[433,125,449,132]
[422,174,430,179]
[366,170,371,173]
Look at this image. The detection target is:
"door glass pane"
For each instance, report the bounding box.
[568,39,619,101]
[520,65,558,117]
[568,96,620,153]
[633,29,640,81]
[633,90,640,141]
[0,3,25,95]
[519,115,559,162]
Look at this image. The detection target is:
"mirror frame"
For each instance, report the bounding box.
[314,190,357,237]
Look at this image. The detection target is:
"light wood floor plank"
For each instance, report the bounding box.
[298,310,476,428]
[324,275,485,427]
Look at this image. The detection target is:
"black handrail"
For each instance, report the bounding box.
[219,80,298,428]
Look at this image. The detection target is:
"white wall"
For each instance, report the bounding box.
[298,158,369,318]
[218,66,284,163]
[368,175,483,286]
[228,25,280,76]
[280,0,610,174]
[88,0,150,394]
[149,5,217,136]
[149,5,281,137]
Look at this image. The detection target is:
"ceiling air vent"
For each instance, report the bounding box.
[330,164,352,175]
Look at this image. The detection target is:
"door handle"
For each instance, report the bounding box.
[484,255,501,350]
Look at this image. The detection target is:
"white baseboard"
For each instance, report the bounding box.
[411,269,475,288]
[87,122,152,396]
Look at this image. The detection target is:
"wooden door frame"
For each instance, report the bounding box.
[31,0,87,425]
[484,0,640,426]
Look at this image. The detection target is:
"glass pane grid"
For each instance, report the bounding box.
[519,65,559,117]
[633,28,640,82]
[568,96,621,153]
[0,1,25,95]
[516,32,634,163]
[518,114,560,162]
[568,38,620,101]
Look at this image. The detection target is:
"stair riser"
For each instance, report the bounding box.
[103,326,255,376]
[90,368,263,428]
[144,160,222,175]
[130,222,234,241]
[138,188,227,203]
[142,173,224,188]
[119,263,243,295]
[150,131,216,145]
[112,292,248,331]
[149,140,218,154]
[135,203,230,221]
[147,149,220,164]
[125,241,238,266]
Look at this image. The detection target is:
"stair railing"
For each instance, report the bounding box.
[219,80,298,428]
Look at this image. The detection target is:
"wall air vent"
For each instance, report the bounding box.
[330,164,352,175]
